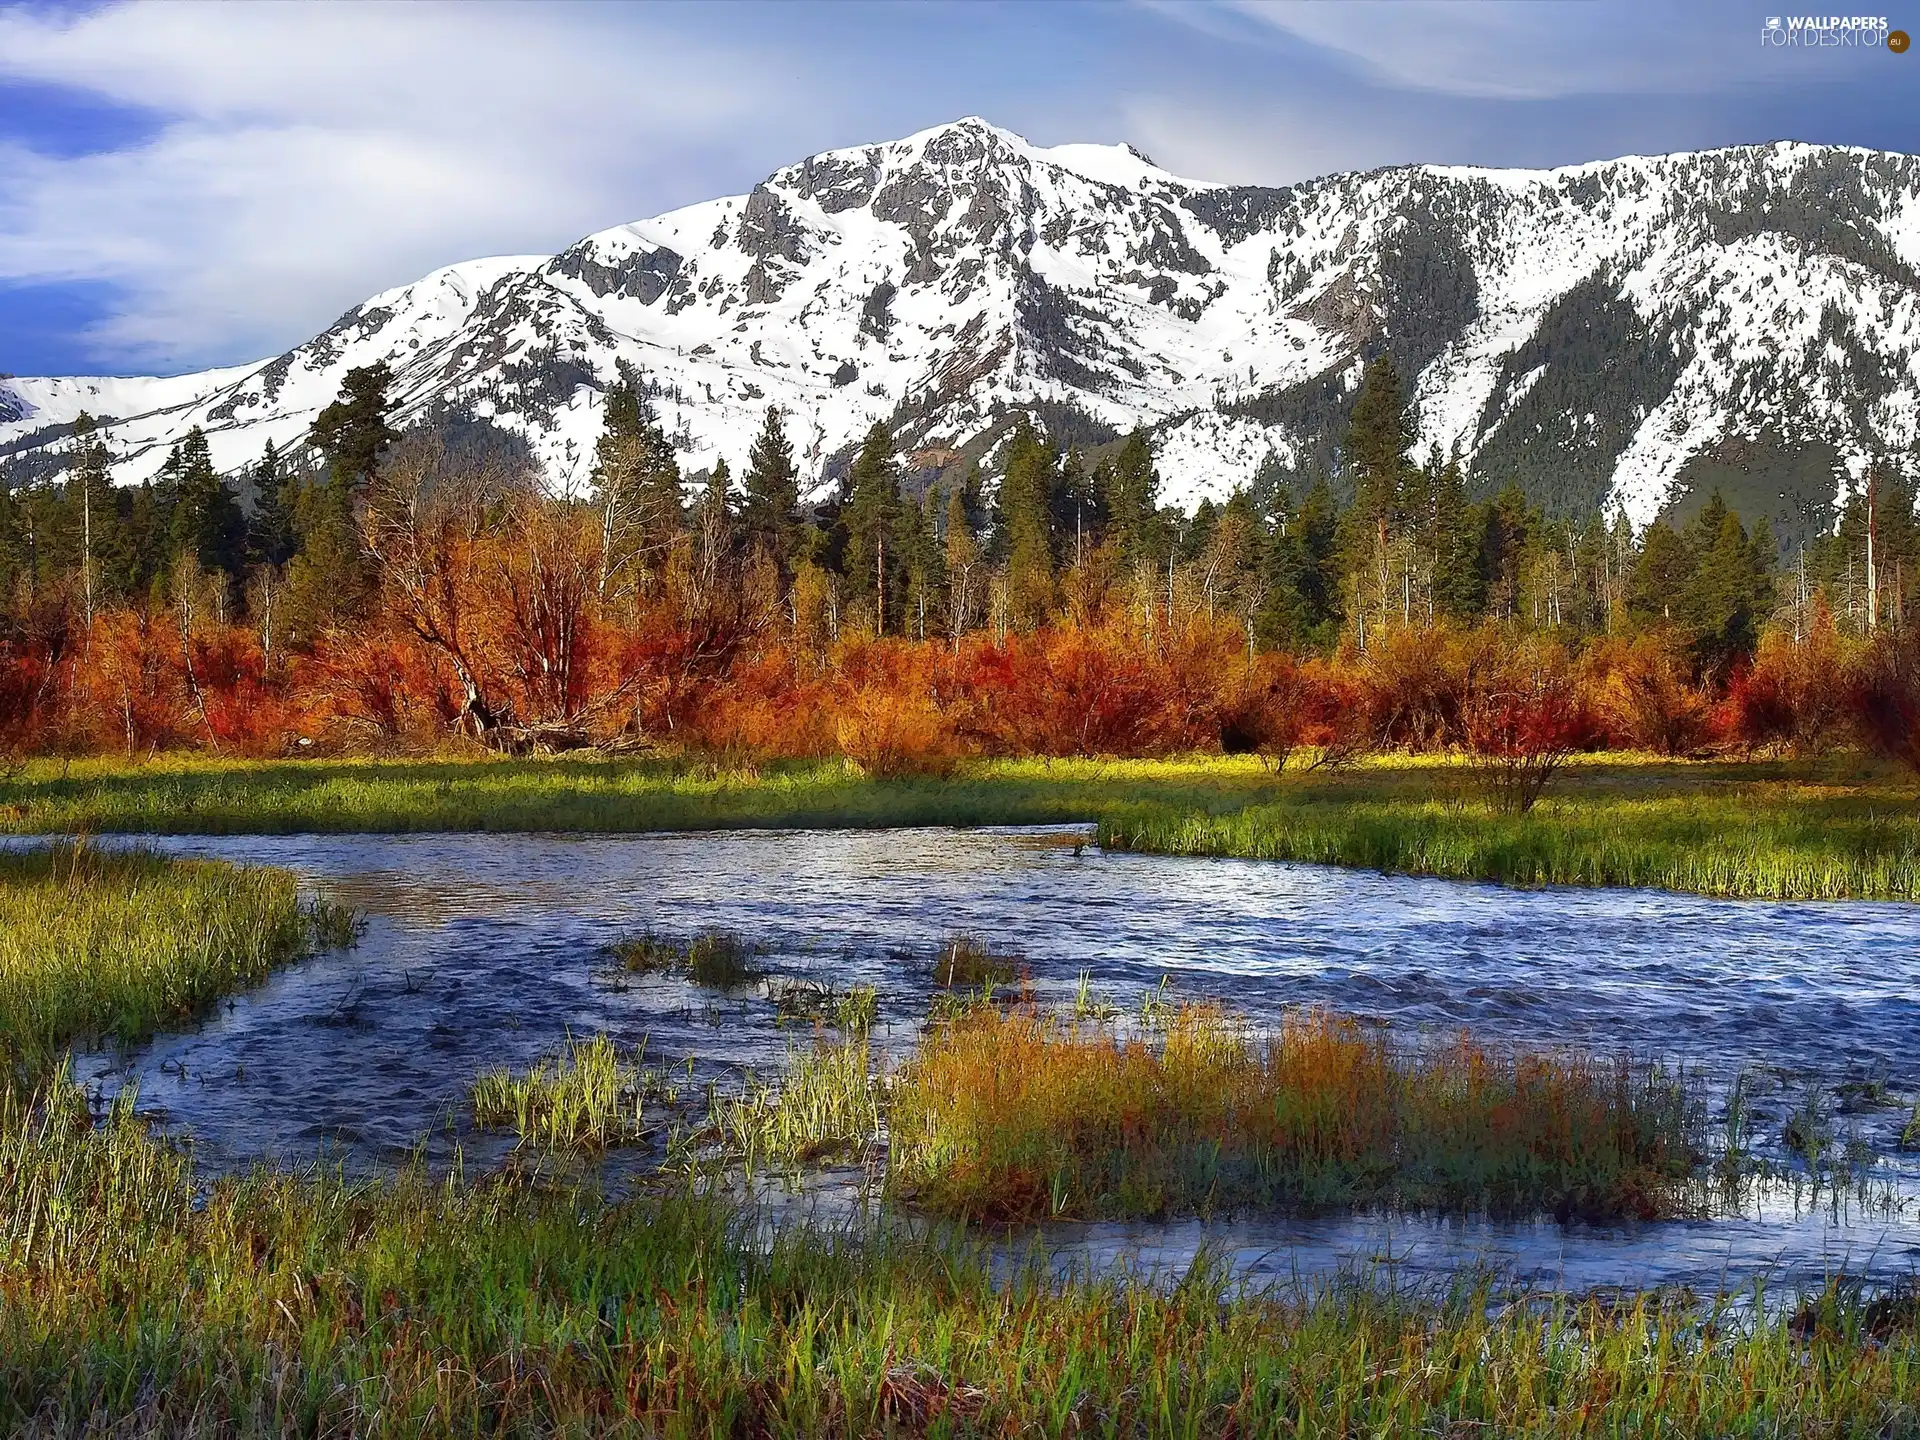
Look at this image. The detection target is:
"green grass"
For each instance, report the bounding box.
[3,751,1917,899]
[4,1070,1920,1436]
[470,1034,678,1152]
[932,932,1021,989]
[709,1036,882,1169]
[0,843,356,1089]
[767,978,879,1033]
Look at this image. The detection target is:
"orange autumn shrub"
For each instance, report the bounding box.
[1583,631,1717,755]
[1727,606,1854,758]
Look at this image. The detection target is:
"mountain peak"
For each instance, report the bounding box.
[4,123,1917,549]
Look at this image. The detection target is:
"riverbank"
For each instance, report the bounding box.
[4,751,1917,899]
[8,1078,1919,1437]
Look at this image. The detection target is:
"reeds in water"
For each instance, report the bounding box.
[470,1034,675,1150]
[709,1037,880,1167]
[767,978,879,1033]
[888,1002,1703,1222]
[610,926,765,987]
[931,933,1020,989]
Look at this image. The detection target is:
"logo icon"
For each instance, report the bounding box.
[1891,27,1911,50]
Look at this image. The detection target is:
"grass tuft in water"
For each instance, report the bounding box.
[768,979,879,1034]
[609,927,765,987]
[470,1034,676,1151]
[709,1037,880,1168]
[931,933,1020,989]
[888,1002,1703,1223]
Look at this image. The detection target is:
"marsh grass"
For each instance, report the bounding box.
[767,978,879,1033]
[709,1037,880,1168]
[2,1070,1919,1436]
[888,1003,1703,1223]
[0,843,356,1089]
[609,926,764,987]
[932,932,1021,988]
[469,1034,677,1151]
[1099,773,1920,901]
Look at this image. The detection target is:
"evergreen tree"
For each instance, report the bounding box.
[1628,521,1694,626]
[740,405,802,577]
[1428,451,1483,621]
[841,422,902,631]
[1685,499,1773,675]
[900,484,943,640]
[1259,476,1341,645]
[165,428,247,596]
[942,477,981,641]
[66,412,114,622]
[1101,428,1160,568]
[997,417,1057,629]
[309,363,397,496]
[287,365,397,636]
[1345,356,1411,534]
[246,440,297,569]
[590,369,682,595]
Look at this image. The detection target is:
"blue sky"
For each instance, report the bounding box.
[0,0,1912,378]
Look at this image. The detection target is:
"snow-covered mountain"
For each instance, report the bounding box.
[5,117,1919,543]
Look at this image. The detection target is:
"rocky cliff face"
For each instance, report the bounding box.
[5,117,1918,542]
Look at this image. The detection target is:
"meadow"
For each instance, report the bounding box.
[4,749,1919,899]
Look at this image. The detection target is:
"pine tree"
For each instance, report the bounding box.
[590,370,682,596]
[66,412,114,624]
[1102,428,1160,568]
[1346,356,1411,533]
[166,428,247,597]
[740,405,802,577]
[998,417,1057,629]
[1685,499,1773,675]
[287,365,396,637]
[900,484,943,641]
[943,476,981,643]
[309,363,398,496]
[1428,451,1483,621]
[246,440,297,569]
[842,422,901,632]
[694,458,735,584]
[1628,521,1694,627]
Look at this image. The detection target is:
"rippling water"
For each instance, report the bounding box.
[59,826,1920,1294]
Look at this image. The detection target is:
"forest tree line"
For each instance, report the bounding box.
[2,354,1919,775]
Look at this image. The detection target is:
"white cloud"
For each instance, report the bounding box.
[1191,0,1797,102]
[0,1,799,370]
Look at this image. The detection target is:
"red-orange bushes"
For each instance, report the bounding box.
[1851,628,1920,776]
[76,611,193,754]
[300,631,461,747]
[682,647,835,759]
[0,639,58,755]
[954,627,1212,757]
[184,630,300,755]
[1353,626,1481,751]
[1726,606,1853,757]
[1582,632,1718,755]
[1461,638,1595,813]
